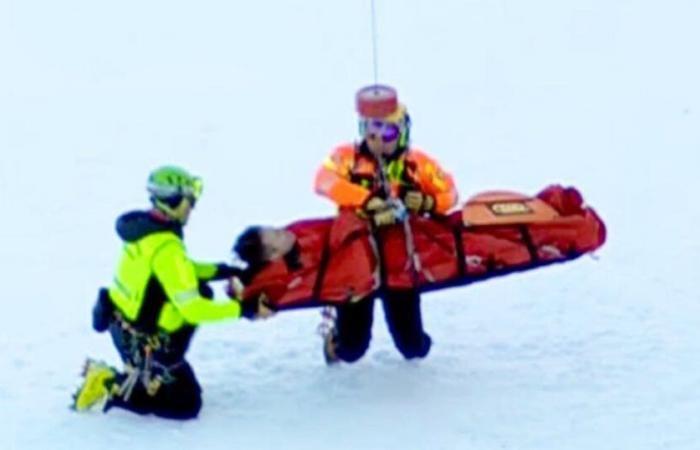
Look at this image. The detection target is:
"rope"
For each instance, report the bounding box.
[370,0,379,85]
[376,154,423,287]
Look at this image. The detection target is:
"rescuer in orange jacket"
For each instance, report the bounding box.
[314,85,459,364]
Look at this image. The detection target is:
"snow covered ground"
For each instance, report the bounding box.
[2,0,700,449]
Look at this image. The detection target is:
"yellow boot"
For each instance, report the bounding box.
[71,359,118,412]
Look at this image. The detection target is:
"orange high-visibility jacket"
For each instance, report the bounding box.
[314,143,458,214]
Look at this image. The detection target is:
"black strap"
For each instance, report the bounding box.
[312,227,333,301]
[133,277,168,334]
[453,223,466,278]
[372,224,390,295]
[519,225,540,263]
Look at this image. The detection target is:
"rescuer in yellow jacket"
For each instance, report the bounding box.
[73,165,268,419]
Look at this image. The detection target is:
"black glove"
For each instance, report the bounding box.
[198,281,214,299]
[240,299,259,319]
[213,264,244,280]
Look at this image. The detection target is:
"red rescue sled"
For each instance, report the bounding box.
[238,185,606,309]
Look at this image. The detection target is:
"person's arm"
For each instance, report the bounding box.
[314,145,372,209]
[193,261,243,281]
[410,150,459,214]
[153,242,242,324]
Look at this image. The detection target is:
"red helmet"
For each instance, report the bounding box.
[355,84,411,146]
[356,84,399,118]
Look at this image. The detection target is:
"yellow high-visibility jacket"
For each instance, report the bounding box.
[108,210,241,334]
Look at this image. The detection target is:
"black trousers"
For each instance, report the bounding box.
[98,281,217,419]
[334,289,432,362]
[108,322,202,420]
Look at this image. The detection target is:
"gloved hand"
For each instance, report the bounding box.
[198,281,214,299]
[372,208,397,227]
[228,276,245,299]
[403,190,435,213]
[255,293,275,319]
[362,197,398,227]
[215,264,244,280]
[362,195,396,227]
[364,196,388,212]
[241,293,275,320]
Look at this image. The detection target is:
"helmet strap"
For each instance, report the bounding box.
[151,197,183,223]
[358,119,367,137]
[398,113,411,148]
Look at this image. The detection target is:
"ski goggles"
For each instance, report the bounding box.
[181,177,203,207]
[150,177,203,207]
[189,177,203,201]
[361,119,402,143]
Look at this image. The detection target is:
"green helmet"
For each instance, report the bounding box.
[147,166,203,205]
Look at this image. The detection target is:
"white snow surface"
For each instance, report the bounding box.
[2,0,700,449]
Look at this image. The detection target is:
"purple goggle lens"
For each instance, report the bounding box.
[366,120,401,143]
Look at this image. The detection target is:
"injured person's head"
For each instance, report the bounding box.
[234,226,297,271]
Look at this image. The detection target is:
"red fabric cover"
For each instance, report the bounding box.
[242,213,378,309]
[378,216,462,289]
[242,185,606,309]
[382,185,605,289]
